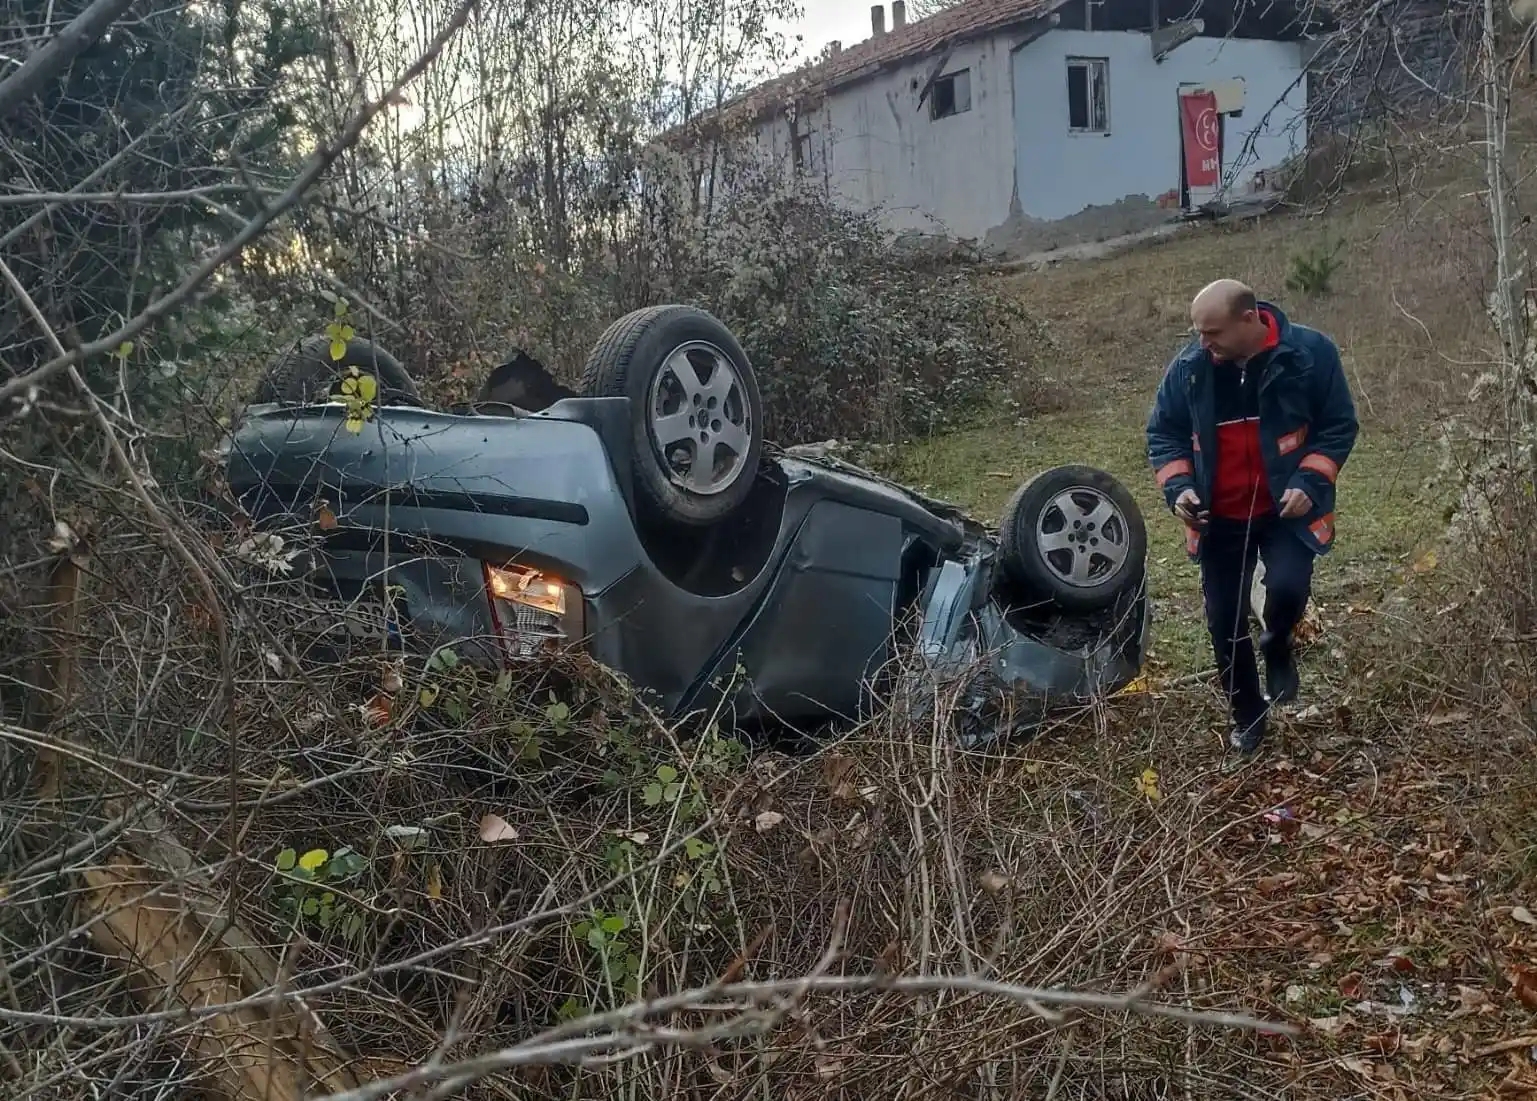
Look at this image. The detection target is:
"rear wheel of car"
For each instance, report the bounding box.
[581,305,764,527]
[252,334,422,407]
[999,465,1147,613]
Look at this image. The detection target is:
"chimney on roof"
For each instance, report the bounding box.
[892,0,906,27]
[829,39,842,54]
[871,3,885,35]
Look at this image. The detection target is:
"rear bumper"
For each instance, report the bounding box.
[915,549,1152,726]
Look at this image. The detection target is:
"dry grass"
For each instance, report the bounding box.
[874,180,1488,674]
[4,503,1537,1100]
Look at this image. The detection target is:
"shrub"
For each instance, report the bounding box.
[1284,236,1347,296]
[296,150,1055,448]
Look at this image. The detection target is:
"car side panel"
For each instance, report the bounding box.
[693,501,907,728]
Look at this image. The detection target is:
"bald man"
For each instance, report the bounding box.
[1146,281,1358,756]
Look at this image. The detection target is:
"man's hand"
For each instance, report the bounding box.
[1173,488,1208,530]
[1279,487,1312,519]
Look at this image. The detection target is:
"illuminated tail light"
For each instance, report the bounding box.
[482,562,584,660]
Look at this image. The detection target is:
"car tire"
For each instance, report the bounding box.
[581,305,764,527]
[252,334,423,407]
[999,465,1147,613]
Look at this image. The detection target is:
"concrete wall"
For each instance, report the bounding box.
[999,29,1308,253]
[750,35,1018,242]
[740,26,1308,256]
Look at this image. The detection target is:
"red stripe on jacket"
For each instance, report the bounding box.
[1209,311,1280,521]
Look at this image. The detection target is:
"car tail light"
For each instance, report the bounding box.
[483,562,584,660]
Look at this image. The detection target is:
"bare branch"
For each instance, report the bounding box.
[0,0,137,123]
[0,184,276,207]
[0,0,479,412]
[312,972,1294,1101]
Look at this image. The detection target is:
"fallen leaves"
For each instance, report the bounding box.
[821,752,860,802]
[1506,965,1537,1010]
[753,811,784,833]
[478,813,520,844]
[1134,767,1161,802]
[979,870,1011,896]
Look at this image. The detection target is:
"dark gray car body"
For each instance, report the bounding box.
[223,395,1150,739]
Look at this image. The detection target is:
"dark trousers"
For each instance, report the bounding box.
[1200,517,1315,725]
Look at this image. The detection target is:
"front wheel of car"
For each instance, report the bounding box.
[581,305,765,527]
[999,465,1147,613]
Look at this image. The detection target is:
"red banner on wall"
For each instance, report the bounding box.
[1180,90,1220,189]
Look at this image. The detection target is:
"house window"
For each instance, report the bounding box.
[1066,57,1109,133]
[931,69,972,119]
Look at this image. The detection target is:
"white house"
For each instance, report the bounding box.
[679,0,1331,254]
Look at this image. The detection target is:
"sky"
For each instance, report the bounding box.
[775,0,886,62]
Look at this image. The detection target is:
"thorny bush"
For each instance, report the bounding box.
[645,167,1058,443]
[270,151,1056,447]
[0,503,1298,1100]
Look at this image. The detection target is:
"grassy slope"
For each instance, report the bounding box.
[879,193,1479,674]
[854,189,1537,1098]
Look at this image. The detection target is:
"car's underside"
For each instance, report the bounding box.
[223,305,1151,744]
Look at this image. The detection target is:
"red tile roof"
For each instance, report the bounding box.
[697,0,1067,134]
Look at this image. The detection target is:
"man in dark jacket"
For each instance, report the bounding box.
[1146,279,1358,755]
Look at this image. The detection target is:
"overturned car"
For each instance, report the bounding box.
[222,305,1151,744]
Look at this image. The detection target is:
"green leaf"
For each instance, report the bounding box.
[656,765,678,784]
[642,783,663,807]
[333,296,348,317]
[302,897,320,916]
[684,838,714,860]
[600,914,627,934]
[276,848,297,872]
[545,700,570,723]
[663,782,683,803]
[573,921,592,942]
[587,927,607,950]
[329,338,346,361]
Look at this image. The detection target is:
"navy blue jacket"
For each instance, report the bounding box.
[1145,301,1359,560]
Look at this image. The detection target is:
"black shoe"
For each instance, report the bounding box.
[1260,632,1300,705]
[1228,712,1268,756]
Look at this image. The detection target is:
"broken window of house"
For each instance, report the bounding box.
[1066,57,1109,132]
[931,68,972,120]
